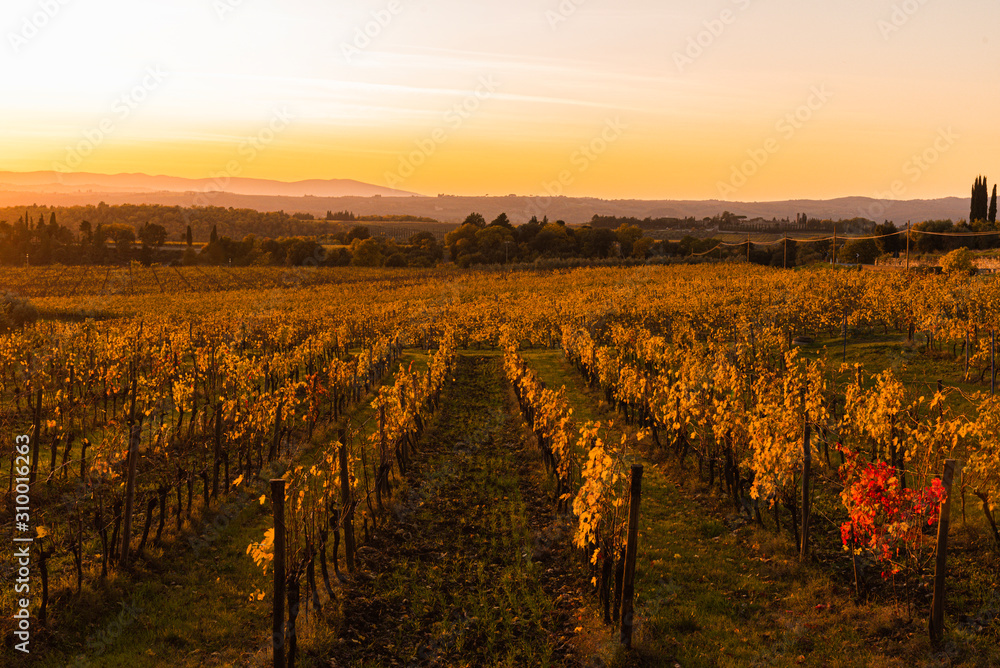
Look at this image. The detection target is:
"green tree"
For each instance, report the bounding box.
[346,225,370,242]
[632,237,654,258]
[384,252,407,267]
[79,220,92,243]
[462,212,487,228]
[873,221,900,255]
[475,225,515,263]
[990,185,997,224]
[840,237,880,264]
[444,223,479,261]
[575,227,617,258]
[103,223,136,250]
[351,237,385,266]
[488,212,512,229]
[615,224,643,257]
[531,223,575,257]
[139,223,167,248]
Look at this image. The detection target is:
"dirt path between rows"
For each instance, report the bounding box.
[331,355,598,668]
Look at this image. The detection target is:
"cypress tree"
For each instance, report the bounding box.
[971,176,989,222]
[982,178,990,221]
[990,185,997,224]
[210,225,218,244]
[186,225,193,246]
[971,177,979,222]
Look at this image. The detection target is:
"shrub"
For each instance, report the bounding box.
[941,247,975,275]
[384,253,407,267]
[0,293,38,331]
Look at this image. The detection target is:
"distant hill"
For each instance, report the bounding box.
[0,171,418,198]
[0,172,967,226]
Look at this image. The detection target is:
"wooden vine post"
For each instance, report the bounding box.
[965,330,970,381]
[338,429,356,572]
[800,417,811,561]
[120,377,140,568]
[841,310,848,363]
[620,464,643,648]
[930,459,959,644]
[213,400,222,498]
[272,479,286,668]
[29,388,42,484]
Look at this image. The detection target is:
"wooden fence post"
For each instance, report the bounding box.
[929,459,959,644]
[905,221,910,270]
[620,464,643,648]
[800,418,811,561]
[272,479,286,668]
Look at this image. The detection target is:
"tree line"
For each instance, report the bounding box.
[0,204,354,248]
[5,201,1000,269]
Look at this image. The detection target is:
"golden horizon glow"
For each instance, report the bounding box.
[1,0,998,201]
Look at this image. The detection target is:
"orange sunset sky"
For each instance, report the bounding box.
[2,0,999,201]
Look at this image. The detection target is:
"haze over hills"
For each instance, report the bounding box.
[0,171,968,226]
[0,171,417,198]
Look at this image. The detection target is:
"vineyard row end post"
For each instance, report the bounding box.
[929,459,959,645]
[800,418,811,561]
[620,464,643,649]
[338,430,356,572]
[271,479,286,668]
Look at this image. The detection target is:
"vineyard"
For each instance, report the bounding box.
[2,263,1000,667]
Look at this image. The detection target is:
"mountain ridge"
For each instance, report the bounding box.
[0,170,418,198]
[0,171,968,225]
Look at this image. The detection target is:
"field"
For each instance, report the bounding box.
[2,263,999,667]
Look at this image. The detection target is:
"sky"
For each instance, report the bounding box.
[1,0,998,201]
